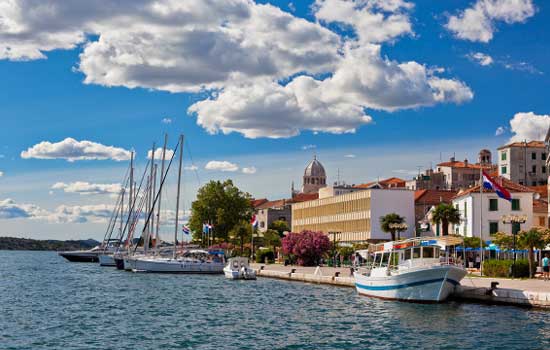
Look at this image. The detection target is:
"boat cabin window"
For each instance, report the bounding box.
[404,248,412,261]
[413,247,421,259]
[381,253,390,266]
[373,253,381,265]
[422,246,434,258]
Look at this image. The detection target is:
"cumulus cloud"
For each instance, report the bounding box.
[467,52,494,66]
[21,138,131,162]
[204,160,239,172]
[184,165,198,171]
[147,148,175,160]
[313,0,414,44]
[161,118,172,124]
[44,204,115,224]
[0,171,3,177]
[495,126,506,136]
[51,181,122,196]
[242,166,257,174]
[0,198,46,219]
[1,0,473,139]
[508,112,550,142]
[446,0,536,42]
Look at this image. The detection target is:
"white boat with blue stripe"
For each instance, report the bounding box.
[354,236,467,302]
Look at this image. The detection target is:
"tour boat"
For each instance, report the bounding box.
[58,246,102,262]
[130,249,225,274]
[354,236,467,302]
[223,257,256,280]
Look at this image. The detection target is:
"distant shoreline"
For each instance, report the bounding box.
[0,237,100,251]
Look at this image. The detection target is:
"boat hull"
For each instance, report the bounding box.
[98,254,116,266]
[58,251,99,263]
[131,258,224,274]
[223,267,256,280]
[354,265,466,302]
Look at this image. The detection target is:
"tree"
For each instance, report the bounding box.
[228,220,253,255]
[262,229,281,252]
[281,231,331,266]
[430,203,461,236]
[517,227,550,278]
[379,213,405,241]
[269,220,290,236]
[491,232,514,250]
[463,236,487,249]
[189,180,253,242]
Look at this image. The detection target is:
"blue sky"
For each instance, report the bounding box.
[0,0,548,239]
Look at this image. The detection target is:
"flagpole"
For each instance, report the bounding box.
[479,167,484,276]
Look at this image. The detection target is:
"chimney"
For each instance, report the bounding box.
[464,159,468,166]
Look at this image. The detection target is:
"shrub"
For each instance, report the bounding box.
[483,259,536,278]
[256,249,275,263]
[281,230,331,266]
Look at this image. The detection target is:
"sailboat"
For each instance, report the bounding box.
[129,134,225,274]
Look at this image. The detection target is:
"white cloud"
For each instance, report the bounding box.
[0,198,46,219]
[43,204,115,224]
[21,138,131,162]
[301,144,317,150]
[161,118,172,124]
[147,148,175,160]
[508,112,550,142]
[242,166,257,174]
[51,181,122,196]
[446,0,535,42]
[184,165,198,171]
[502,61,542,75]
[204,160,239,172]
[495,126,506,136]
[344,154,356,158]
[0,171,3,177]
[467,52,494,66]
[313,0,414,45]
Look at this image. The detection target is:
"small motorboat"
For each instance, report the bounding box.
[223,257,256,280]
[58,246,102,262]
[354,236,467,302]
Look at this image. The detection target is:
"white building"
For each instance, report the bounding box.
[452,178,534,241]
[292,189,415,242]
[498,140,547,186]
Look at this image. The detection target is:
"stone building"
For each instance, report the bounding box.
[300,155,327,194]
[498,141,547,186]
[436,152,496,190]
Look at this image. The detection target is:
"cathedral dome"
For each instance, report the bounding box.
[304,156,326,177]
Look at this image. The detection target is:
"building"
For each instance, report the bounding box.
[318,184,366,199]
[533,199,548,227]
[299,155,327,194]
[255,199,291,233]
[452,177,534,240]
[291,189,415,243]
[405,169,446,190]
[353,177,406,189]
[436,154,495,190]
[497,141,547,186]
[414,189,458,235]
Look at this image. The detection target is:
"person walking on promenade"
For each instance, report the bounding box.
[543,254,550,281]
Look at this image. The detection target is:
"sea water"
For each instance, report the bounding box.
[1,251,549,350]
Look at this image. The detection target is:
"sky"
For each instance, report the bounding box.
[0,0,549,240]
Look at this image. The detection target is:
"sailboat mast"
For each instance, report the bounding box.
[119,188,124,238]
[127,151,134,253]
[151,164,157,249]
[155,134,168,255]
[173,134,184,259]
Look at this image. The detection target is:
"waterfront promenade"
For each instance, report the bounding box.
[252,263,550,308]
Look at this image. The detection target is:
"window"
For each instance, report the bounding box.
[404,249,411,261]
[532,165,537,173]
[511,198,520,211]
[532,152,537,160]
[501,166,507,174]
[539,216,546,226]
[489,198,498,211]
[543,153,547,160]
[489,222,499,235]
[501,152,507,161]
[543,166,547,174]
[422,247,434,258]
[413,247,421,259]
[532,181,537,186]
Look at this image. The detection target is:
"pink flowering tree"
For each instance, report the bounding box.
[281,230,331,266]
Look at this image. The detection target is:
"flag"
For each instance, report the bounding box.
[250,214,258,229]
[482,171,512,201]
[182,225,191,236]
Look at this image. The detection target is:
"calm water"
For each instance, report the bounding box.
[1,251,549,350]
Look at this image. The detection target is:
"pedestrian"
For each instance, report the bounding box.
[475,255,481,269]
[543,254,550,281]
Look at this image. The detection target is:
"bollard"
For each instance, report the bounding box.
[291,268,296,273]
[260,265,265,270]
[334,272,340,277]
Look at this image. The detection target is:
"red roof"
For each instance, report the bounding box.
[497,140,545,150]
[290,192,319,202]
[454,176,533,199]
[415,190,458,205]
[251,198,269,209]
[528,185,548,199]
[256,199,288,210]
[533,199,548,214]
[436,160,493,169]
[354,177,406,189]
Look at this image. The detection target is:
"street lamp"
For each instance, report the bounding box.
[501,214,527,276]
[388,223,408,241]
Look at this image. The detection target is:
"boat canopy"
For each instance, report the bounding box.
[367,236,464,254]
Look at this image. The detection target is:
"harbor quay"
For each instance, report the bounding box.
[251,263,550,309]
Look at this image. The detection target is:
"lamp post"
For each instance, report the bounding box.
[501,214,527,276]
[388,223,408,241]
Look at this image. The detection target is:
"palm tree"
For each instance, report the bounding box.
[380,213,405,241]
[430,203,461,236]
[518,227,550,278]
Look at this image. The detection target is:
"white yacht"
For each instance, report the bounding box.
[131,249,225,274]
[58,245,102,263]
[223,257,256,280]
[354,236,467,302]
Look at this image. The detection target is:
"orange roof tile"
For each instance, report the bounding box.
[256,199,288,210]
[528,185,548,199]
[354,177,406,189]
[454,176,533,199]
[415,190,458,205]
[497,140,545,150]
[290,192,319,202]
[436,161,494,169]
[251,198,269,208]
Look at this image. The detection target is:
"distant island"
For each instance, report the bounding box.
[0,237,101,251]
